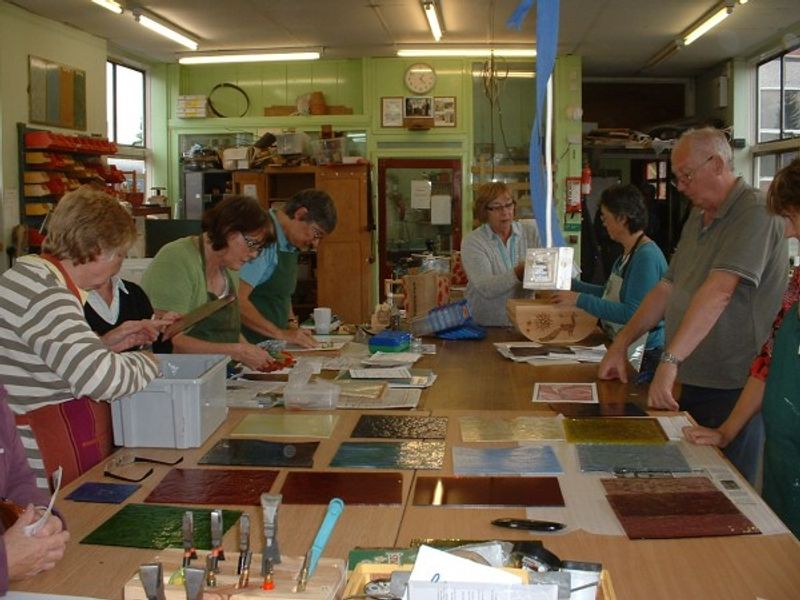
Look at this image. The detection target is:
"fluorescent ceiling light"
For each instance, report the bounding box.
[398,48,536,58]
[683,6,731,46]
[134,12,198,50]
[472,69,535,79]
[179,51,321,65]
[422,1,443,41]
[642,40,680,70]
[91,0,122,14]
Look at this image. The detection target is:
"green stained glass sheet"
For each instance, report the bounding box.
[563,417,667,444]
[81,504,241,549]
[460,416,564,442]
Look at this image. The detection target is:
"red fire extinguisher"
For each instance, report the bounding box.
[581,162,592,197]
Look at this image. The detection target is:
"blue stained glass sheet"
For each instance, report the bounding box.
[452,445,563,475]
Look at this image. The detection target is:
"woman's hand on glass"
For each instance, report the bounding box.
[235,342,276,371]
[101,319,172,352]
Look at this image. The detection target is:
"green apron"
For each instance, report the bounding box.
[761,301,800,538]
[242,247,298,343]
[188,236,240,343]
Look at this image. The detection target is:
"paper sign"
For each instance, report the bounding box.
[430,194,452,224]
[410,180,432,209]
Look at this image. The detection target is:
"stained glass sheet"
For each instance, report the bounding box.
[460,416,564,442]
[330,441,445,469]
[452,445,562,475]
[144,468,278,505]
[280,471,403,505]
[577,443,691,473]
[564,417,667,444]
[198,439,317,467]
[351,415,448,439]
[81,504,241,549]
[65,482,139,504]
[230,413,337,438]
[413,476,564,506]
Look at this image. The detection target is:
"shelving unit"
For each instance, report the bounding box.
[17,122,123,250]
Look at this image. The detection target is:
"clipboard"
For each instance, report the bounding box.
[163,295,235,339]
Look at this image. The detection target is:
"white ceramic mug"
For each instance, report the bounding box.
[313,307,332,334]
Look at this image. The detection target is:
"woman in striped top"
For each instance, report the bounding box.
[0,187,163,488]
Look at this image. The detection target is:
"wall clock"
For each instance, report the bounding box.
[404,63,437,94]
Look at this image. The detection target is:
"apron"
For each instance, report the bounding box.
[600,235,648,371]
[242,247,298,343]
[189,236,240,343]
[760,301,800,537]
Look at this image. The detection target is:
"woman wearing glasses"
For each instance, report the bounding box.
[551,184,668,382]
[461,182,541,326]
[142,195,275,370]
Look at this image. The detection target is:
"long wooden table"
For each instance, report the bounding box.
[12,328,800,599]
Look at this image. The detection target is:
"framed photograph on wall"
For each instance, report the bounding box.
[403,96,433,118]
[434,96,456,127]
[381,97,404,127]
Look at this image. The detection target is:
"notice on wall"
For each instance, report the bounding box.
[242,184,258,197]
[410,180,432,209]
[430,194,452,225]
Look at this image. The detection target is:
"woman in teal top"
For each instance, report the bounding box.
[552,184,667,381]
[142,195,276,370]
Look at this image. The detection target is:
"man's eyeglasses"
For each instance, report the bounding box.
[241,232,264,250]
[671,155,714,188]
[487,200,517,212]
[309,223,326,241]
[103,454,183,483]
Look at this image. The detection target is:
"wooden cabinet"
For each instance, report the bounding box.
[316,165,373,325]
[256,165,373,325]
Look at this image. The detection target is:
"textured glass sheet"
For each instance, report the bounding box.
[81,504,241,549]
[198,439,318,467]
[65,482,139,504]
[564,417,667,444]
[351,415,448,439]
[144,468,278,505]
[460,416,564,442]
[330,440,445,469]
[452,445,562,475]
[280,471,403,505]
[602,478,760,539]
[577,443,691,473]
[413,476,564,506]
[230,413,338,438]
[549,403,647,417]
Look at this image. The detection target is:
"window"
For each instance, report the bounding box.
[107,61,145,147]
[756,45,800,142]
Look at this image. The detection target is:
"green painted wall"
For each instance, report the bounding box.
[0,0,108,270]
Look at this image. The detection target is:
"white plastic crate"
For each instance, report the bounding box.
[112,354,228,448]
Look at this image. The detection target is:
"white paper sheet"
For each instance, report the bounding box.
[349,367,412,379]
[336,388,422,409]
[430,194,452,225]
[410,180,432,209]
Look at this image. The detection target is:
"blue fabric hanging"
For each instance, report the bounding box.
[507,0,565,247]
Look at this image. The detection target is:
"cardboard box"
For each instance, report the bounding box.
[111,354,228,448]
[222,146,254,170]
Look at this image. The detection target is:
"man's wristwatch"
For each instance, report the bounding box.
[659,351,682,366]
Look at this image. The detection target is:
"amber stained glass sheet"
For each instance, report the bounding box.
[549,402,647,418]
[564,417,667,444]
[413,476,564,506]
[144,468,278,505]
[280,471,403,504]
[230,413,337,438]
[81,504,241,549]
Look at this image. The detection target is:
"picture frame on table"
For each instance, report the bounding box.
[434,96,457,127]
[381,97,404,127]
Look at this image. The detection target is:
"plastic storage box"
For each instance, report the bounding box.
[409,299,472,336]
[369,330,411,353]
[312,137,346,165]
[111,354,228,448]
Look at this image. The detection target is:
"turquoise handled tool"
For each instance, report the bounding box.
[307,498,345,578]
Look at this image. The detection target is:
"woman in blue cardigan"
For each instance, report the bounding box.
[552,184,667,382]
